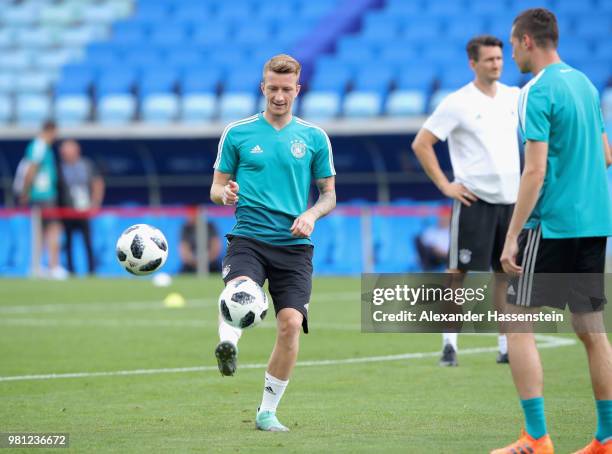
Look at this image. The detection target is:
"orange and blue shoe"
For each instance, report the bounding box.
[490,429,554,454]
[572,439,612,454]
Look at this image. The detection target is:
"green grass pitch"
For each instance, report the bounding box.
[0,277,606,453]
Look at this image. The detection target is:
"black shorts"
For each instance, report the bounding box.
[449,199,513,272]
[507,226,607,313]
[30,200,59,227]
[222,235,314,333]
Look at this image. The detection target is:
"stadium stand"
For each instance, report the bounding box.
[0,0,609,125]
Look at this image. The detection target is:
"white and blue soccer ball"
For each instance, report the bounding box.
[218,278,269,329]
[116,224,168,275]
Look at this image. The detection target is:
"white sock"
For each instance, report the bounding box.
[259,372,289,413]
[442,333,458,351]
[218,318,242,347]
[498,334,508,354]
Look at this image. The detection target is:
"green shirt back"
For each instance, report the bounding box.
[519,62,612,238]
[214,113,336,246]
[25,138,57,203]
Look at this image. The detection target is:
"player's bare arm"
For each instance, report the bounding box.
[500,140,548,275]
[290,176,336,238]
[210,170,239,206]
[603,133,611,167]
[412,128,478,206]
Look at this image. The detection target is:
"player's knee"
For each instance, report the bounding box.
[277,310,303,338]
[576,331,606,349]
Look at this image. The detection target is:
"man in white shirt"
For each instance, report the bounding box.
[412,35,520,366]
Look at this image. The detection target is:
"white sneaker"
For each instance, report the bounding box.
[49,266,69,280]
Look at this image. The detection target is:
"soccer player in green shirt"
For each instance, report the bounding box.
[493,9,612,454]
[210,55,336,431]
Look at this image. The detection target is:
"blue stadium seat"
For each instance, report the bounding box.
[257,2,293,20]
[0,94,12,123]
[172,5,211,24]
[273,22,315,47]
[354,67,394,93]
[98,94,137,124]
[446,18,485,42]
[15,26,58,48]
[378,42,419,69]
[421,43,465,69]
[233,23,271,46]
[510,0,552,15]
[360,19,401,44]
[82,2,121,25]
[301,91,341,120]
[15,72,53,94]
[224,66,261,93]
[0,72,15,94]
[16,94,51,126]
[466,0,507,14]
[2,3,40,26]
[133,3,172,23]
[181,93,216,122]
[96,69,137,96]
[142,94,179,123]
[343,92,382,117]
[209,48,248,70]
[215,2,253,21]
[166,47,206,71]
[219,93,257,121]
[384,0,423,16]
[139,68,178,96]
[487,15,515,36]
[192,23,229,46]
[386,91,426,116]
[181,67,221,94]
[35,49,77,72]
[59,24,107,48]
[55,94,91,125]
[309,65,351,94]
[400,17,441,41]
[299,0,336,19]
[123,49,162,71]
[336,38,376,68]
[86,43,121,70]
[423,0,465,17]
[112,21,149,46]
[595,41,612,60]
[559,41,593,67]
[56,64,95,95]
[0,28,15,48]
[251,44,293,66]
[577,63,610,90]
[0,50,31,71]
[150,24,188,47]
[500,63,523,87]
[555,0,596,15]
[397,65,436,91]
[574,16,610,40]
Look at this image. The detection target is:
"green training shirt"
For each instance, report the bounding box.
[214,113,336,246]
[519,61,612,238]
[25,138,57,203]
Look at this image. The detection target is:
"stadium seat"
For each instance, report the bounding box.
[166,47,206,71]
[132,3,171,23]
[424,0,465,17]
[181,93,216,122]
[142,94,179,123]
[234,23,271,46]
[574,17,611,40]
[96,69,137,96]
[439,66,474,90]
[150,24,187,47]
[257,2,293,20]
[578,63,610,91]
[15,72,54,94]
[360,19,401,44]
[59,24,108,48]
[274,21,316,47]
[299,0,336,19]
[56,64,95,95]
[301,91,341,120]
[55,94,91,125]
[35,49,79,71]
[123,49,162,71]
[0,72,15,94]
[343,92,382,117]
[112,21,149,46]
[386,91,427,116]
[98,94,136,124]
[0,27,16,48]
[602,88,612,119]
[15,27,59,48]
[466,0,507,14]
[192,23,230,46]
[595,41,612,60]
[400,18,441,41]
[384,0,423,16]
[0,94,12,123]
[15,94,52,126]
[446,18,484,42]
[173,5,211,23]
[396,66,436,91]
[216,2,253,21]
[39,3,79,26]
[86,43,121,70]
[555,0,596,15]
[378,42,419,69]
[0,50,32,71]
[2,3,40,26]
[224,69,261,94]
[354,67,394,94]
[559,41,593,67]
[139,69,178,96]
[181,67,221,94]
[82,2,120,25]
[218,93,257,121]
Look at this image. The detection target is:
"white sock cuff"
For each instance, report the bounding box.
[265,371,288,386]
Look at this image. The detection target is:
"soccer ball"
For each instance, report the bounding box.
[116,224,168,275]
[218,278,269,329]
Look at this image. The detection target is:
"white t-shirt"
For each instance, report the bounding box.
[423,82,520,204]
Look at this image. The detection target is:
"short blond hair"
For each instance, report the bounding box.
[262,54,301,80]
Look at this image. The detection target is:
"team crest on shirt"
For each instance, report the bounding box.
[459,249,472,264]
[290,139,307,159]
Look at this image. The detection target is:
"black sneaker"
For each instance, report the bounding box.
[496,352,509,364]
[215,341,237,376]
[439,344,458,367]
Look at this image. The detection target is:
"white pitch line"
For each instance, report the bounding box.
[0,335,575,383]
[0,318,362,331]
[0,292,359,314]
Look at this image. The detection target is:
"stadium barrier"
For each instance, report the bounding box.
[0,204,450,277]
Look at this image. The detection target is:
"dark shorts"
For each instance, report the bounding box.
[449,199,513,272]
[507,226,607,313]
[222,235,314,333]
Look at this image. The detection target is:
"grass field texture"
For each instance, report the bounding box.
[0,277,606,453]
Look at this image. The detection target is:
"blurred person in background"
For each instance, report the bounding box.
[17,120,67,279]
[59,139,105,275]
[179,213,222,273]
[416,211,451,271]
